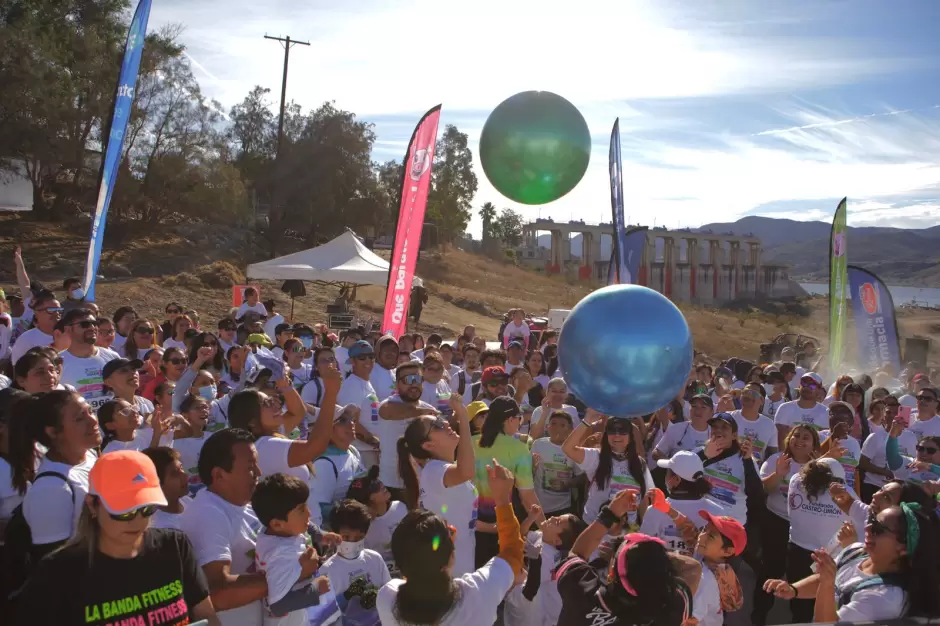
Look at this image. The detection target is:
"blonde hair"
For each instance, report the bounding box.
[55,499,100,568]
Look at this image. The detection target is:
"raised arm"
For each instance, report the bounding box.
[286,365,341,468]
[562,409,603,464]
[443,394,475,487]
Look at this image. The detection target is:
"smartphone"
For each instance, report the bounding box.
[898,406,912,428]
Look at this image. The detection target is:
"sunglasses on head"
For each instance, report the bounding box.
[916,444,940,455]
[108,505,159,522]
[398,373,423,385]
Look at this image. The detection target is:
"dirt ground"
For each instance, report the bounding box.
[1,214,938,368]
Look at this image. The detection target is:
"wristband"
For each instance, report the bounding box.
[597,506,621,529]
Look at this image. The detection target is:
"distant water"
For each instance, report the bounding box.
[800,283,940,309]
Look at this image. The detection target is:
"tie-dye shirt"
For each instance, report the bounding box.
[472,434,534,517]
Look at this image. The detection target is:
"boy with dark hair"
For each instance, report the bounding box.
[320,500,391,598]
[694,511,746,626]
[142,446,190,530]
[521,512,588,625]
[345,466,406,573]
[252,473,330,624]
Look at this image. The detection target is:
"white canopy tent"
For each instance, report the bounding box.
[247,230,392,286]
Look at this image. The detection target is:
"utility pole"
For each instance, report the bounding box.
[263,34,310,158]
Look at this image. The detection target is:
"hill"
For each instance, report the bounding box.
[1,214,938,367]
[698,216,940,285]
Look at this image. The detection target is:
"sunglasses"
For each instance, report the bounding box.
[291,347,305,353]
[487,378,509,387]
[135,327,154,335]
[38,306,64,315]
[354,355,375,361]
[801,382,820,389]
[867,516,900,538]
[916,444,940,455]
[398,373,423,385]
[607,422,632,435]
[166,357,186,366]
[72,319,97,329]
[108,505,159,522]
[118,406,140,418]
[917,395,938,403]
[167,309,181,314]
[219,326,236,332]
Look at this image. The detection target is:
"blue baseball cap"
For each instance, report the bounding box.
[347,340,375,363]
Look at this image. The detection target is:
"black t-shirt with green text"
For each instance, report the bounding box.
[15,528,210,626]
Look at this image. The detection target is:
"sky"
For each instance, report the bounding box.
[149,0,940,238]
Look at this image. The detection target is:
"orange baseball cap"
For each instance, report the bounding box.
[89,451,167,514]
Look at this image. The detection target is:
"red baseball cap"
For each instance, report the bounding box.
[481,366,508,385]
[698,510,747,556]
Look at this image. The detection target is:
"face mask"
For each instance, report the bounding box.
[337,540,364,559]
[198,385,217,401]
[299,336,313,350]
[70,288,84,300]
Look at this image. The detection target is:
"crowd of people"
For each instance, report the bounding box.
[1,248,940,626]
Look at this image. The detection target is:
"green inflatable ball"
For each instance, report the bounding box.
[479,91,591,205]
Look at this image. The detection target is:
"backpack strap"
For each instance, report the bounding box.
[34,471,75,501]
[457,371,466,396]
[315,456,339,480]
[315,377,323,406]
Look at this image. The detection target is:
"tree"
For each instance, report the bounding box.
[479,202,497,244]
[491,207,524,247]
[427,125,478,242]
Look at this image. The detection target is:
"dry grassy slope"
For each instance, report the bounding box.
[1,215,937,365]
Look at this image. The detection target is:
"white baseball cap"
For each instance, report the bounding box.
[657,450,705,482]
[816,457,846,481]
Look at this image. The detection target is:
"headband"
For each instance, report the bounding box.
[900,502,921,554]
[615,533,666,596]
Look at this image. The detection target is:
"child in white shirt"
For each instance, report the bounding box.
[346,467,407,575]
[522,511,587,626]
[252,474,330,626]
[236,287,268,321]
[693,510,747,626]
[319,500,391,619]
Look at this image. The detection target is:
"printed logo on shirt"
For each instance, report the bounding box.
[542,456,574,493]
[788,492,841,516]
[369,393,379,422]
[703,464,742,506]
[83,579,188,625]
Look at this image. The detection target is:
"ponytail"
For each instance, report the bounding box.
[8,390,75,494]
[397,437,420,510]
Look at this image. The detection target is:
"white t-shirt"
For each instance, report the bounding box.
[181,488,264,626]
[419,459,479,577]
[174,433,210,497]
[765,396,789,419]
[374,396,434,489]
[639,497,724,556]
[0,457,24,523]
[654,421,710,458]
[149,496,192,531]
[529,534,566,626]
[693,564,723,626]
[102,427,174,455]
[111,332,127,350]
[320,548,390,596]
[909,414,940,440]
[787,473,852,552]
[262,314,285,342]
[162,338,187,351]
[255,532,308,605]
[577,447,653,524]
[310,447,365,528]
[701,453,751,524]
[531,438,582,514]
[23,449,97,545]
[337,375,379,456]
[861,429,918,488]
[364,500,408,566]
[818,430,862,492]
[377,557,515,626]
[530,405,581,434]
[730,410,777,463]
[370,365,396,402]
[10,326,54,364]
[288,363,313,390]
[334,346,351,375]
[58,349,119,412]
[834,546,909,621]
[502,322,531,345]
[760,453,805,519]
[773,400,829,433]
[420,380,453,416]
[236,301,268,319]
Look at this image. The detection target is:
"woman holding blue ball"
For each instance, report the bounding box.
[561,410,653,525]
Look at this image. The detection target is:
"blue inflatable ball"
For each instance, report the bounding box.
[558,285,693,416]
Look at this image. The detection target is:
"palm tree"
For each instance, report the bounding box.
[479,202,497,244]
